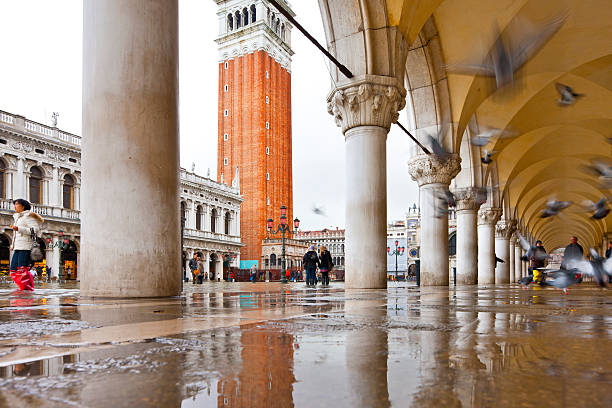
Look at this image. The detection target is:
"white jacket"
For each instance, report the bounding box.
[12,211,44,251]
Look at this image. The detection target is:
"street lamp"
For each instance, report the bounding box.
[387,240,405,280]
[267,207,300,284]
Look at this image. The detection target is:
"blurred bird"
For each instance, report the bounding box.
[481,150,496,164]
[590,197,610,220]
[446,12,567,90]
[427,123,453,162]
[470,128,516,147]
[542,269,579,294]
[555,83,584,106]
[518,274,534,288]
[311,205,326,216]
[566,248,612,287]
[580,159,612,189]
[517,233,549,263]
[540,200,572,218]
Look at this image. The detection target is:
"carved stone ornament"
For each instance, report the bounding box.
[407,154,461,187]
[478,207,501,226]
[495,219,517,239]
[454,187,487,211]
[326,75,406,133]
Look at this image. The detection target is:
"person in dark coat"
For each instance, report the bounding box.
[562,236,584,269]
[605,242,612,259]
[303,245,320,287]
[529,241,547,284]
[318,245,334,287]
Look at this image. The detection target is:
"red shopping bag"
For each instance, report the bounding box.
[10,267,34,291]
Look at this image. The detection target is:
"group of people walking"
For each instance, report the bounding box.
[302,245,334,287]
[188,253,212,284]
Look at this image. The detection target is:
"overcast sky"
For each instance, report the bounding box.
[0,0,419,230]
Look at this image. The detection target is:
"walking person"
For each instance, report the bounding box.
[303,245,319,287]
[196,255,205,284]
[605,242,611,259]
[9,199,43,291]
[319,245,334,287]
[188,253,198,283]
[561,236,584,269]
[529,240,547,284]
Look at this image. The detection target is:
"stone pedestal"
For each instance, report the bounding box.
[327,75,406,289]
[408,155,461,286]
[477,208,501,284]
[81,0,180,297]
[454,188,484,285]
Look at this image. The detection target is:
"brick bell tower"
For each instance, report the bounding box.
[214,0,294,268]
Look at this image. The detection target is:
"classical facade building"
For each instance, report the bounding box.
[0,109,243,280]
[214,0,295,269]
[294,228,346,272]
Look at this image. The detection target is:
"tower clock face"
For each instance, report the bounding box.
[409,248,418,258]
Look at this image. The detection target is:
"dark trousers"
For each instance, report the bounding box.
[11,250,30,270]
[321,272,330,286]
[306,267,316,285]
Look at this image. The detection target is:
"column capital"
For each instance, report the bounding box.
[478,207,501,226]
[495,219,517,239]
[454,187,487,212]
[327,75,406,133]
[407,154,461,187]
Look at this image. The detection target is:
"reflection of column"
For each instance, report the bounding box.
[81,0,180,297]
[454,188,483,285]
[327,76,406,289]
[345,298,390,407]
[478,208,500,284]
[408,155,461,286]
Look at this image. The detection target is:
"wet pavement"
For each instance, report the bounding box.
[0,281,611,407]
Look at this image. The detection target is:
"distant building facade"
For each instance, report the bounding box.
[0,109,243,280]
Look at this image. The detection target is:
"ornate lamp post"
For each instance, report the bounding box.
[387,240,405,279]
[47,229,70,280]
[267,205,300,284]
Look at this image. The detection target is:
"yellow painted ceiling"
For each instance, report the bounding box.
[385,0,611,249]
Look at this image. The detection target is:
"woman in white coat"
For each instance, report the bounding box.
[10,199,44,291]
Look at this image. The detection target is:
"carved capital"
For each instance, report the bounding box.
[327,75,406,133]
[407,154,461,187]
[453,187,487,212]
[495,219,517,239]
[477,207,501,226]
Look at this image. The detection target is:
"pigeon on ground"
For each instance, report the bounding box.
[446,12,567,90]
[540,200,572,218]
[541,269,580,294]
[555,83,584,106]
[470,128,516,147]
[481,150,496,164]
[518,275,534,288]
[566,249,612,287]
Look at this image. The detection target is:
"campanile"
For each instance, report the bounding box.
[214,0,294,268]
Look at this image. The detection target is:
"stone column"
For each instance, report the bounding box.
[407,156,461,286]
[52,236,61,279]
[494,220,515,284]
[216,257,223,282]
[514,238,523,281]
[454,188,484,285]
[327,75,406,289]
[509,238,515,283]
[51,166,60,207]
[15,156,25,199]
[81,0,180,297]
[477,208,501,284]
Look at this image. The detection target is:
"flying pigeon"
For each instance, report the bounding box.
[481,150,496,164]
[566,248,612,287]
[470,128,516,147]
[540,200,572,218]
[542,269,580,294]
[311,205,326,216]
[555,83,584,106]
[585,197,611,220]
[446,12,567,90]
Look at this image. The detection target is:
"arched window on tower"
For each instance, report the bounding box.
[62,174,75,209]
[224,211,231,235]
[211,208,217,233]
[242,8,249,26]
[250,5,256,23]
[235,11,241,29]
[196,205,203,230]
[0,160,5,199]
[180,202,186,224]
[29,166,43,204]
[227,14,233,31]
[270,253,276,267]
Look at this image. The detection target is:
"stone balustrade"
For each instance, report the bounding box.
[183,228,241,244]
[0,110,81,146]
[0,199,80,221]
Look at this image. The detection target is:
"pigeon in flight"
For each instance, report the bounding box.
[481,150,496,164]
[471,128,516,147]
[555,83,584,106]
[542,269,580,294]
[540,200,572,218]
[311,205,326,216]
[566,248,612,287]
[427,123,453,162]
[517,233,548,263]
[590,197,611,220]
[581,159,612,189]
[446,12,567,90]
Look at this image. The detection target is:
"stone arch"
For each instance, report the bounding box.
[270,253,277,267]
[227,13,233,31]
[210,208,218,233]
[250,5,256,23]
[28,165,44,204]
[242,7,249,26]
[235,10,241,29]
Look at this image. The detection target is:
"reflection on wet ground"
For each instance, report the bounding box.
[0,281,611,407]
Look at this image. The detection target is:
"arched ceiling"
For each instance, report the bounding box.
[382,0,611,249]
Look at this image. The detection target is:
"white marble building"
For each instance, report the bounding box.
[0,109,243,280]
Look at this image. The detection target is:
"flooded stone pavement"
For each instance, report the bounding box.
[0,281,611,407]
